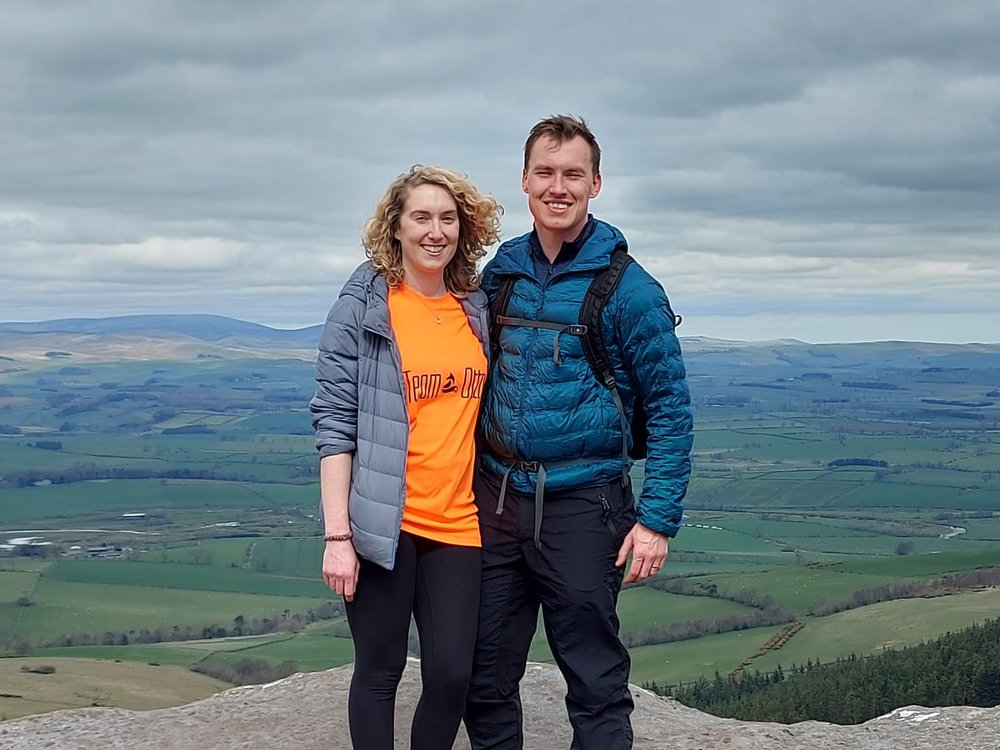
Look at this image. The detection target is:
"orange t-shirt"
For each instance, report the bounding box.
[389,283,487,547]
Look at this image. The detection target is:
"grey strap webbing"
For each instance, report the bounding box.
[494,456,596,549]
[495,315,587,365]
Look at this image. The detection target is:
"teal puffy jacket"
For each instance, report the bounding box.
[479,219,693,537]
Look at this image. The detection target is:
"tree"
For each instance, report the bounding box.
[6,633,31,656]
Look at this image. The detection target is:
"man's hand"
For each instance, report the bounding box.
[323,541,361,602]
[616,523,669,584]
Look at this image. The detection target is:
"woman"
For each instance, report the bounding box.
[309,165,501,750]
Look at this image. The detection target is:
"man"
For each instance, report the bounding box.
[464,115,693,749]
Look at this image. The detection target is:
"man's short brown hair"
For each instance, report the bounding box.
[523,115,601,175]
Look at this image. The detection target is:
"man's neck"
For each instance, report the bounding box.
[535,226,580,263]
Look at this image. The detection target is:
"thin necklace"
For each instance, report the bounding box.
[411,286,447,324]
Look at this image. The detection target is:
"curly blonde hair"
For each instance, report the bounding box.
[363,165,502,296]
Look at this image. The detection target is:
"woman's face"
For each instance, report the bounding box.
[395,183,460,290]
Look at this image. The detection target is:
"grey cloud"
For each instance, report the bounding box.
[1,0,998,342]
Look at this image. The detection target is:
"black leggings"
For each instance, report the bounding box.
[346,531,481,750]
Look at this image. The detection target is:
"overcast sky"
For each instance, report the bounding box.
[2,1,998,343]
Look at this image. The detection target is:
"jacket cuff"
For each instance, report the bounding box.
[637,511,682,538]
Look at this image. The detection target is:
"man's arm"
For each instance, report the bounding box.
[612,262,694,582]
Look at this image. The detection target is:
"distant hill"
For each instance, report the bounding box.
[682,337,1000,370]
[0,315,324,361]
[0,315,322,348]
[1,314,998,366]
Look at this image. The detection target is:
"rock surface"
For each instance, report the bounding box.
[2,661,998,749]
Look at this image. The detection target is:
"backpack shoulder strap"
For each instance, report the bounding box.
[490,275,517,355]
[579,248,635,483]
[579,248,634,388]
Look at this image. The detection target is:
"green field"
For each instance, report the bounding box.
[618,588,753,629]
[38,631,357,672]
[196,633,355,671]
[0,578,334,644]
[2,339,999,719]
[628,626,787,686]
[0,480,317,522]
[137,538,255,566]
[43,559,329,597]
[752,589,1000,674]
[687,566,905,615]
[0,657,230,721]
[0,570,39,600]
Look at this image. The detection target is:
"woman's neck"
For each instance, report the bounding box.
[403,273,448,298]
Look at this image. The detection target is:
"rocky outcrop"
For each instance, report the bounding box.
[2,661,998,749]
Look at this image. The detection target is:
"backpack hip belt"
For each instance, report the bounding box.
[493,455,602,550]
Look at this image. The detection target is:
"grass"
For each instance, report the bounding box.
[33,631,356,674]
[0,479,318,523]
[617,588,753,631]
[776,535,997,555]
[708,516,882,539]
[248,538,325,578]
[31,630,355,678]
[692,566,903,615]
[0,657,229,721]
[829,549,1000,577]
[961,518,1000,540]
[0,570,40,600]
[34,644,220,667]
[751,588,1000,674]
[834,482,1000,510]
[627,626,787,687]
[136,538,255,567]
[44,559,329,597]
[670,525,784,554]
[197,633,355,671]
[3,578,335,645]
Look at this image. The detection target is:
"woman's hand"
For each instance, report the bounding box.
[323,540,361,602]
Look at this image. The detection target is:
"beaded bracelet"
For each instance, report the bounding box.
[323,532,353,542]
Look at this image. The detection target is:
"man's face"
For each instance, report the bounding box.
[522,135,601,241]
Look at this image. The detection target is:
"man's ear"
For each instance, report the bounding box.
[521,170,529,194]
[591,172,602,198]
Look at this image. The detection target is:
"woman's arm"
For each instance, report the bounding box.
[320,452,360,601]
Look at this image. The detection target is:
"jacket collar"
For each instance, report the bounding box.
[339,261,488,338]
[490,217,628,277]
[337,262,392,337]
[528,216,597,267]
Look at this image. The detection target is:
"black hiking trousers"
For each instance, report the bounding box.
[464,469,636,750]
[346,531,481,750]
